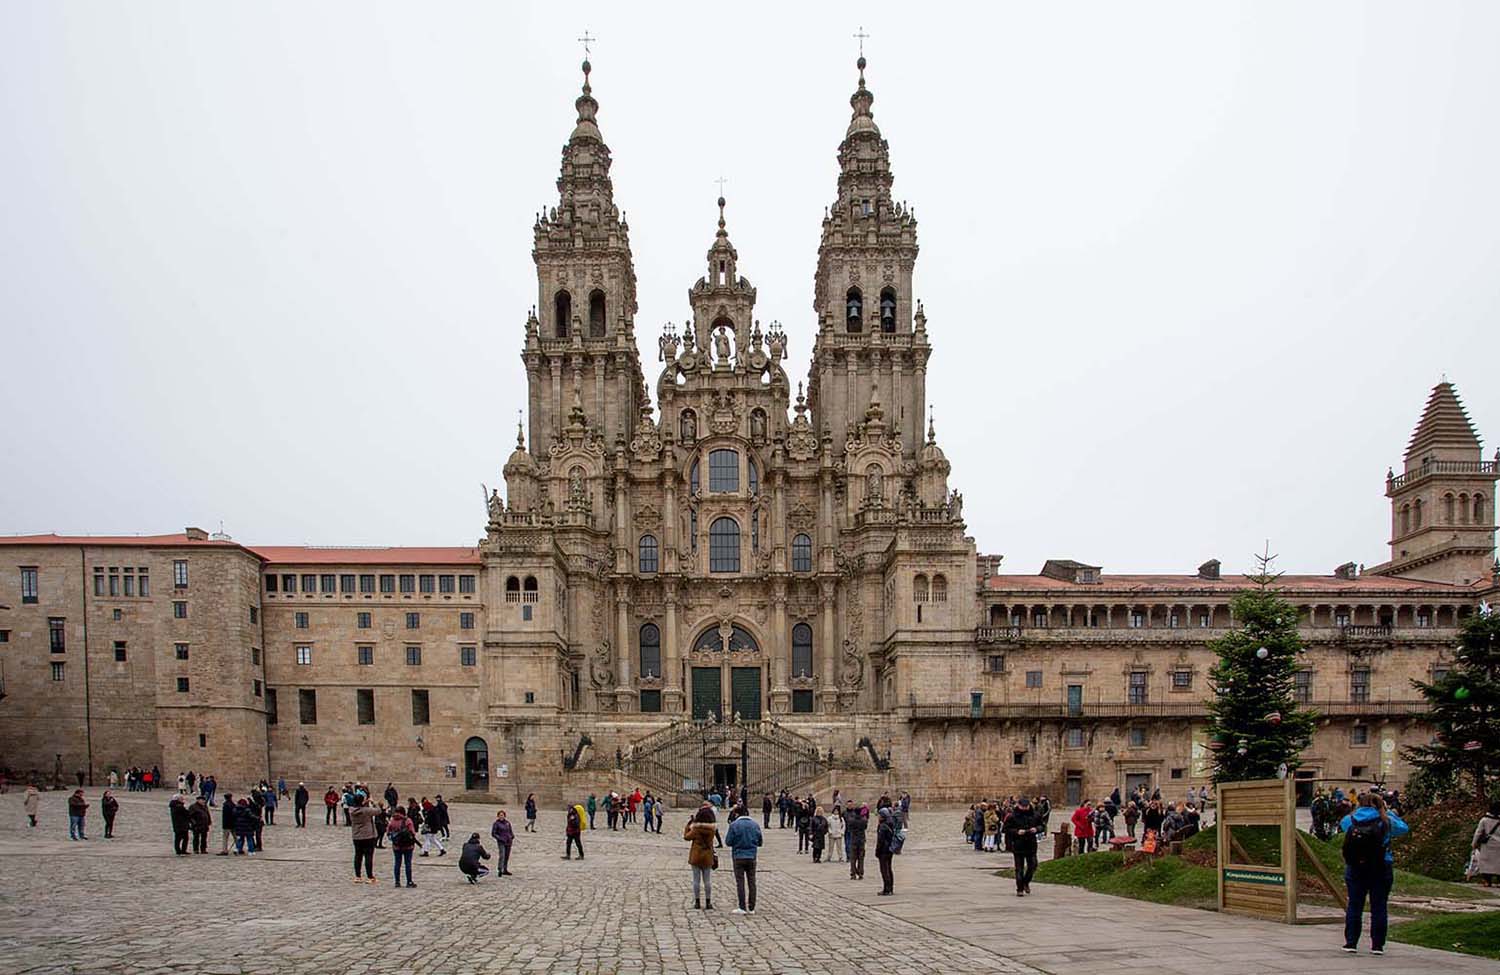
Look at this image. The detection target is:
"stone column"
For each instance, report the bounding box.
[770,582,790,713]
[819,579,839,711]
[614,580,633,711]
[663,581,683,713]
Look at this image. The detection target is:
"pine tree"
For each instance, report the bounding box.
[1205,549,1316,783]
[1403,605,1500,799]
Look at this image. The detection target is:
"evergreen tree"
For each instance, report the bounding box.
[1205,550,1316,783]
[1403,605,1500,799]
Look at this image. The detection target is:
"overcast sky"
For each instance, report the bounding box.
[2,1,1497,577]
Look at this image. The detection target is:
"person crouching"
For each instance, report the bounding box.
[459,832,491,884]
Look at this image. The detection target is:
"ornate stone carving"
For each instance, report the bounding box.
[629,411,662,464]
[635,503,661,531]
[788,500,816,531]
[708,391,741,435]
[590,638,614,692]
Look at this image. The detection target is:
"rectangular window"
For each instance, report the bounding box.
[1171,670,1193,690]
[1013,751,1027,766]
[1335,612,1351,628]
[1198,612,1210,628]
[252,647,261,666]
[1025,670,1043,689]
[1,629,12,642]
[357,645,373,666]
[357,612,371,629]
[411,688,430,725]
[339,573,356,593]
[399,574,415,594]
[459,574,476,594]
[460,645,477,667]
[1128,671,1148,705]
[199,733,207,748]
[112,609,121,621]
[319,574,335,594]
[176,677,190,693]
[138,569,148,597]
[1129,727,1148,748]
[406,612,420,629]
[359,574,375,594]
[1432,666,1450,684]
[1065,727,1085,748]
[418,574,435,594]
[357,688,375,725]
[640,688,662,712]
[708,449,739,492]
[108,569,119,597]
[298,688,317,724]
[1351,725,1369,746]
[1129,612,1145,629]
[1351,765,1367,779]
[521,605,533,621]
[1350,667,1370,703]
[1168,613,1180,628]
[51,661,65,681]
[113,640,127,662]
[1294,670,1312,704]
[1416,611,1431,628]
[123,571,135,597]
[253,678,263,697]
[175,643,189,660]
[379,574,395,594]
[173,560,188,588]
[792,689,815,713]
[524,691,536,704]
[172,601,187,619]
[295,611,308,629]
[1170,767,1185,779]
[1032,611,1047,628]
[94,569,105,596]
[281,573,296,593]
[460,612,474,630]
[986,654,1005,673]
[21,567,39,603]
[265,688,278,724]
[48,617,66,652]
[301,574,316,594]
[265,574,278,593]
[441,573,458,594]
[405,645,422,666]
[296,645,312,666]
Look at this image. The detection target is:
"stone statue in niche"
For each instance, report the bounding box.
[714,326,732,365]
[865,464,883,506]
[750,409,767,442]
[569,467,585,500]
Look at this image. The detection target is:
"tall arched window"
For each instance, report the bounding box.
[932,574,948,602]
[709,517,740,573]
[1476,494,1487,524]
[1443,493,1456,523]
[588,290,606,337]
[639,623,661,678]
[554,290,572,338]
[708,449,739,492]
[791,533,813,572]
[1400,504,1411,535]
[1413,498,1424,528]
[791,623,814,678]
[845,288,863,331]
[751,509,760,553]
[505,576,520,592]
[1459,493,1470,524]
[914,573,930,603]
[689,458,700,494]
[879,287,897,332]
[638,534,659,574]
[523,576,538,593]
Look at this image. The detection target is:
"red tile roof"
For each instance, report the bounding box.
[0,532,242,548]
[985,573,1476,595]
[251,546,482,566]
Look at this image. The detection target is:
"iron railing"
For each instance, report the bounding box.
[907,698,1429,721]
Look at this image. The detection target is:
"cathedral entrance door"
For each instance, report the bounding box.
[731,666,762,721]
[464,737,489,792]
[713,763,738,792]
[692,667,722,721]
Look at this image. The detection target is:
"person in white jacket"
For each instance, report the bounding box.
[827,803,845,862]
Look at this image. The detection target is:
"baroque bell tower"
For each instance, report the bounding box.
[524,58,646,457]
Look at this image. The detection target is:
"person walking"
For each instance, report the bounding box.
[67,789,89,840]
[490,809,515,876]
[827,803,845,862]
[169,795,191,854]
[24,784,41,828]
[459,832,491,884]
[217,791,236,855]
[563,803,585,860]
[847,804,869,880]
[189,795,212,853]
[725,804,763,914]
[1340,792,1409,955]
[524,793,538,832]
[419,807,446,858]
[1123,800,1139,839]
[294,782,309,828]
[101,790,119,838]
[684,806,719,910]
[388,807,417,888]
[587,792,599,830]
[434,795,451,839]
[374,803,389,848]
[1005,796,1041,895]
[1471,800,1500,887]
[762,792,773,829]
[349,795,379,884]
[875,807,897,895]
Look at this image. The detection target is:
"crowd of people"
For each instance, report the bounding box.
[1311,785,1403,841]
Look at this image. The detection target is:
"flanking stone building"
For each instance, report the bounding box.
[3,59,1497,803]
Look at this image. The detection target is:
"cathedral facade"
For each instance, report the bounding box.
[2,59,1497,804]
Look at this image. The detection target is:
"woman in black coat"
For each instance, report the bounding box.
[458,832,491,883]
[874,808,897,895]
[810,807,829,863]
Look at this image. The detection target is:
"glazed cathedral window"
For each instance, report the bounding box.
[791,533,813,572]
[638,534,659,574]
[791,623,813,678]
[639,623,661,678]
[708,449,739,492]
[709,517,740,573]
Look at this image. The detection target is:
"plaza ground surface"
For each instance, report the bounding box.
[1,789,1494,975]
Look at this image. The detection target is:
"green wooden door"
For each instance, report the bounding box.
[692,667,722,720]
[731,666,762,720]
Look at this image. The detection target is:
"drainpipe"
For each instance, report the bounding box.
[79,549,95,785]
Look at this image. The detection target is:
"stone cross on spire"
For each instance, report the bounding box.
[577,29,596,58]
[853,25,869,57]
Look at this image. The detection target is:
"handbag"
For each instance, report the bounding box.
[711,853,719,870]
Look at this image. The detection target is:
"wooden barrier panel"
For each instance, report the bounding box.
[1216,777,1297,923]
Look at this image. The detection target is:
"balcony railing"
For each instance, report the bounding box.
[908,698,1430,722]
[1388,459,1497,491]
[1340,624,1392,639]
[976,625,1025,643]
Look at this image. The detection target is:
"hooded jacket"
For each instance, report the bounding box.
[459,834,490,875]
[1339,805,1410,865]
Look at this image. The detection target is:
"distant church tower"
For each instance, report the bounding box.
[524,58,647,457]
[807,56,929,459]
[1374,380,1498,584]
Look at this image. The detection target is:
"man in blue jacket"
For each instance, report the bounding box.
[1339,793,1410,955]
[724,806,764,915]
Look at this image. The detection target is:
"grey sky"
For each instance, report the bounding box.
[2,1,1497,576]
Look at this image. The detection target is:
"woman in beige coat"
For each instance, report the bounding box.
[1472,800,1500,886]
[24,785,41,827]
[683,805,720,910]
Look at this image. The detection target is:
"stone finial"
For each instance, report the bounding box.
[927,408,936,444]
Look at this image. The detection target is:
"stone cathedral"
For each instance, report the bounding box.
[2,57,1497,805]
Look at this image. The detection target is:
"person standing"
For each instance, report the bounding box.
[277,775,287,799]
[1341,792,1409,955]
[654,798,665,834]
[1005,796,1041,895]
[827,803,845,862]
[324,786,339,826]
[684,806,719,910]
[524,793,538,832]
[349,795,378,885]
[1123,801,1139,839]
[67,789,89,840]
[374,803,389,848]
[262,784,277,826]
[169,795,190,854]
[203,775,216,806]
[293,782,309,828]
[101,790,119,838]
[761,792,772,829]
[388,807,417,887]
[490,809,515,876]
[232,798,259,855]
[725,804,763,914]
[189,795,212,853]
[1071,800,1096,855]
[1471,800,1500,887]
[217,791,236,855]
[459,832,491,884]
[24,784,41,828]
[875,807,897,895]
[564,803,584,860]
[810,805,829,863]
[847,804,869,880]
[383,782,399,810]
[434,795,451,839]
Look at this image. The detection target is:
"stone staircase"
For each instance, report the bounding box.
[624,718,826,800]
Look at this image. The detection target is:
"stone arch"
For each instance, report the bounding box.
[588,289,606,337]
[1476,493,1487,524]
[845,288,863,332]
[554,290,571,338]
[879,287,897,332]
[1443,492,1456,523]
[913,573,930,603]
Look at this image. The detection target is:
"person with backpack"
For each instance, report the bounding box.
[1340,792,1409,955]
[1470,800,1500,887]
[459,832,491,884]
[388,807,417,887]
[564,803,584,860]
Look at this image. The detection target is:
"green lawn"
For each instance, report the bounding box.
[1389,911,1500,960]
[1030,850,1218,909]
